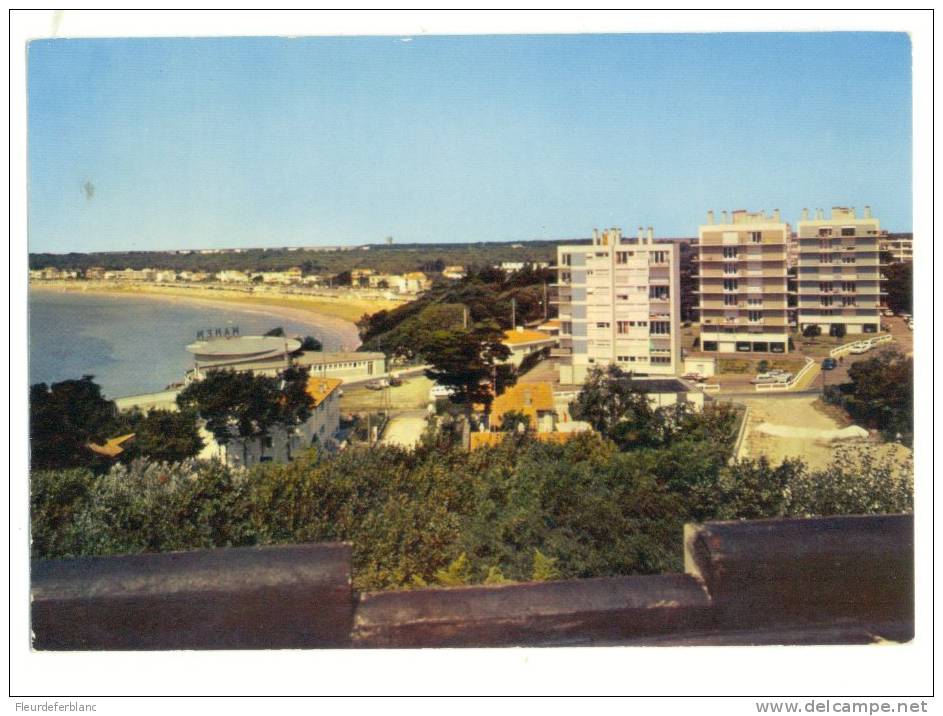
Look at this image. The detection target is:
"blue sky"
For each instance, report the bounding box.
[28,33,912,253]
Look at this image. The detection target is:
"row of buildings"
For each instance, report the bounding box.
[29,265,452,296]
[553,206,897,383]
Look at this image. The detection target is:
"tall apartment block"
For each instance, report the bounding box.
[797,206,883,335]
[555,226,681,384]
[879,235,913,264]
[696,209,791,354]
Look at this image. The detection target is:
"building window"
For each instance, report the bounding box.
[820,253,833,263]
[748,310,762,322]
[819,282,833,293]
[561,253,572,266]
[650,321,670,335]
[595,322,610,329]
[650,251,667,264]
[841,281,856,293]
[820,296,833,307]
[818,228,833,237]
[842,256,856,264]
[724,294,737,306]
[616,293,628,301]
[617,321,630,334]
[842,296,857,307]
[723,246,738,259]
[723,279,738,291]
[702,341,718,352]
[651,356,672,364]
[749,231,762,243]
[723,263,738,275]
[747,297,763,306]
[649,286,669,299]
[841,227,855,237]
[616,251,628,264]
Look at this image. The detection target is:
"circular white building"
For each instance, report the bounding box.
[186,335,302,370]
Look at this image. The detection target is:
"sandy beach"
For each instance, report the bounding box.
[30,281,406,347]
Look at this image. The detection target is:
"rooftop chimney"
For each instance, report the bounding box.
[592,228,599,245]
[707,210,714,224]
[722,210,728,223]
[638,226,644,242]
[864,205,872,218]
[647,226,654,243]
[802,208,809,221]
[773,209,781,222]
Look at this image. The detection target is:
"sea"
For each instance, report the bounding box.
[28,290,359,399]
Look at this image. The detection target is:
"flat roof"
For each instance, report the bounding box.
[187,335,301,358]
[627,378,691,393]
[503,329,557,346]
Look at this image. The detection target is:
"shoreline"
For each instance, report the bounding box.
[30,281,406,349]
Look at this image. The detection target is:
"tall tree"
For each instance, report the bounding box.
[422,321,511,409]
[177,370,278,447]
[118,409,204,464]
[883,261,913,315]
[30,376,118,470]
[827,350,913,442]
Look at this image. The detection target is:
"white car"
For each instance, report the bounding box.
[848,342,871,355]
[429,384,456,399]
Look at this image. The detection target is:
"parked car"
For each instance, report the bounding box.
[365,379,389,390]
[822,357,838,370]
[681,372,706,383]
[388,375,403,387]
[429,384,456,399]
[848,342,871,355]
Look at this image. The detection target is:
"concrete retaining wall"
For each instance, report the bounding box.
[31,514,913,649]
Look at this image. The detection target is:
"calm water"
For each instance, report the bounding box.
[29,290,358,398]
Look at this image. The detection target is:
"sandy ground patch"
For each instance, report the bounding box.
[381,410,429,448]
[738,394,876,470]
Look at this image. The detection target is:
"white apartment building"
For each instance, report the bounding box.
[696,209,791,354]
[555,226,681,384]
[797,206,883,335]
[880,235,913,264]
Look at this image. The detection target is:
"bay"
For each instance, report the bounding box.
[28,289,360,398]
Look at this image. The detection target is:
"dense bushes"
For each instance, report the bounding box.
[824,350,913,444]
[30,429,912,592]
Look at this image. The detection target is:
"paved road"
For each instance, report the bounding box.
[380,409,429,448]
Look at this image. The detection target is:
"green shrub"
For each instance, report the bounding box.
[30,430,912,591]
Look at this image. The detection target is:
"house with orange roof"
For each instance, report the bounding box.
[198,376,344,468]
[488,382,556,432]
[500,326,557,368]
[87,433,135,459]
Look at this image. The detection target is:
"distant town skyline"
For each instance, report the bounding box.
[28,33,912,253]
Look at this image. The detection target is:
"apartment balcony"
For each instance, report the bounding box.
[696,254,786,264]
